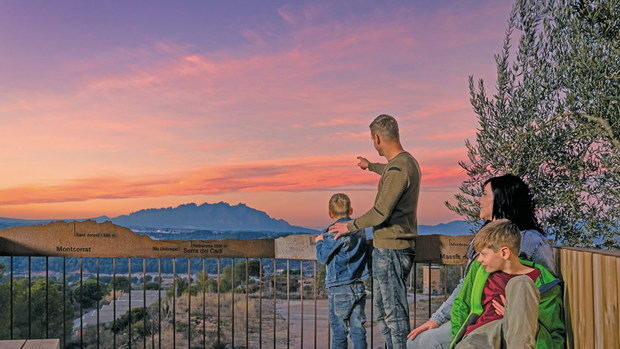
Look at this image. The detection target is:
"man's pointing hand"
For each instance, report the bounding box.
[357,156,370,170]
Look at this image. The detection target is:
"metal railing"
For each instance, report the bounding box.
[1,221,616,348]
[0,255,465,348]
[0,222,475,348]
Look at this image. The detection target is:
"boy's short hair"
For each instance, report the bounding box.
[329,193,351,217]
[473,219,521,255]
[369,114,399,141]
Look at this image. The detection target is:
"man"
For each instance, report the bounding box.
[329,114,421,349]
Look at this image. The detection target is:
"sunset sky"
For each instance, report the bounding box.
[0,0,513,229]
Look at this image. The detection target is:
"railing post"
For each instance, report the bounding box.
[96,257,100,349]
[46,256,49,339]
[202,258,206,348]
[129,257,133,349]
[245,258,249,348]
[232,258,235,347]
[187,258,191,348]
[172,258,176,349]
[259,258,263,348]
[28,256,31,339]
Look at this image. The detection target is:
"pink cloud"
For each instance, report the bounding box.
[0,1,512,222]
[0,154,462,205]
[277,5,297,25]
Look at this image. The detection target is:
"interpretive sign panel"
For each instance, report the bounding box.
[414,234,473,264]
[274,234,317,260]
[0,221,473,263]
[0,220,274,258]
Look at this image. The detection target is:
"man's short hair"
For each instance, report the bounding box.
[369,114,399,141]
[473,219,521,255]
[329,193,351,217]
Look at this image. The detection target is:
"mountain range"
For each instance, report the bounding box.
[0,201,474,235]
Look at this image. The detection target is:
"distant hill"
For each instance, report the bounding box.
[418,220,477,235]
[0,203,476,236]
[110,202,316,233]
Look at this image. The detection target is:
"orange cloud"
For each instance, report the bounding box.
[0,155,462,206]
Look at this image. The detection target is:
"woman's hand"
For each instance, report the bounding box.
[406,319,440,340]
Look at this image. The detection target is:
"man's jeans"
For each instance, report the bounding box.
[328,282,367,349]
[373,247,415,349]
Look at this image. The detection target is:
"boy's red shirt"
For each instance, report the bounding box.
[464,268,541,336]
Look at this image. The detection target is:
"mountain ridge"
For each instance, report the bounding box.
[0,202,475,235]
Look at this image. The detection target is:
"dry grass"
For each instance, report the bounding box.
[143,292,291,348]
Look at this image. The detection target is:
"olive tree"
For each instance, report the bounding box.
[447,0,619,248]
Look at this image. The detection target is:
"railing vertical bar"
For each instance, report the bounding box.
[427,262,432,319]
[273,258,277,349]
[327,319,331,348]
[172,258,176,349]
[217,258,221,345]
[46,256,49,339]
[152,261,156,349]
[232,258,236,348]
[370,266,373,348]
[80,257,84,347]
[143,258,147,349]
[259,258,263,349]
[28,256,31,338]
[10,255,13,340]
[202,258,206,349]
[300,260,304,348]
[286,259,290,349]
[409,264,413,290]
[113,258,117,349]
[187,258,191,348]
[158,259,162,349]
[63,257,66,347]
[97,258,100,349]
[129,258,133,349]
[313,261,317,349]
[245,258,249,348]
[413,262,417,328]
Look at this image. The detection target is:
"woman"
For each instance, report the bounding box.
[406,174,555,349]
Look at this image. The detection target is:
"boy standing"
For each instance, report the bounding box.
[316,193,370,349]
[450,219,564,349]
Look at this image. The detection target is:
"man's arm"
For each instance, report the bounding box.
[357,156,385,174]
[347,167,408,232]
[367,162,386,175]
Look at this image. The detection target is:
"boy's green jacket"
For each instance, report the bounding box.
[450,259,565,349]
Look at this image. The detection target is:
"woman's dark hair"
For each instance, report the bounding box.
[483,174,543,234]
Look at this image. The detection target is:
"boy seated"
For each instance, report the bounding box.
[450,219,564,349]
[315,193,370,349]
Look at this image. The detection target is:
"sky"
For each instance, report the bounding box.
[0,0,513,229]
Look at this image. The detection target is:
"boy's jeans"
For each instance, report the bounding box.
[327,282,367,349]
[373,247,415,349]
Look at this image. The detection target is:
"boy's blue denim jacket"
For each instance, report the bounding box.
[315,217,370,288]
